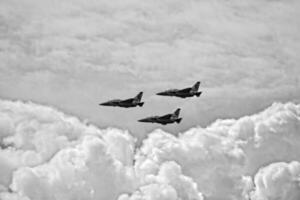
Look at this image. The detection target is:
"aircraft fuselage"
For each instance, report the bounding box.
[100,99,144,108]
[138,117,181,125]
[157,91,202,98]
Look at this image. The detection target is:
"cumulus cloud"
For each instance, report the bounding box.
[251,161,300,200]
[0,99,136,198]
[10,135,136,200]
[0,99,299,200]
[118,161,203,200]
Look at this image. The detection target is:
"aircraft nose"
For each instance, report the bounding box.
[156,92,165,95]
[99,102,109,106]
[138,118,147,122]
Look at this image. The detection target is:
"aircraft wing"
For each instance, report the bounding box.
[177,87,191,93]
[158,114,172,120]
[120,98,134,104]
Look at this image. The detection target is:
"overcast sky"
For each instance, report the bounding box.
[0,0,299,139]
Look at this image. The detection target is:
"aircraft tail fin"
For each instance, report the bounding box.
[196,91,202,97]
[176,118,182,124]
[192,81,200,92]
[173,108,181,118]
[135,92,143,102]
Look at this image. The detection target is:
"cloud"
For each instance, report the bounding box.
[251,161,300,200]
[118,161,203,200]
[132,103,300,200]
[10,135,136,200]
[0,99,300,200]
[0,99,135,193]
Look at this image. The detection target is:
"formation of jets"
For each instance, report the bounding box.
[99,81,202,125]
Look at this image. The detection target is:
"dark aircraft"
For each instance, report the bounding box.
[138,108,182,125]
[156,81,202,98]
[99,92,144,108]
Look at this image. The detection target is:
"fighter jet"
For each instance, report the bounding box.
[156,81,202,98]
[99,92,144,108]
[138,108,182,125]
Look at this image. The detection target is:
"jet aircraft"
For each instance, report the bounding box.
[138,108,182,125]
[99,92,144,108]
[156,81,202,98]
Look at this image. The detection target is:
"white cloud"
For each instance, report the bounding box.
[0,99,300,200]
[119,102,300,200]
[10,135,136,200]
[251,161,300,200]
[0,99,135,194]
[118,161,203,200]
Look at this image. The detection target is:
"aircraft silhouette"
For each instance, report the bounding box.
[138,108,182,125]
[156,81,202,98]
[99,92,144,108]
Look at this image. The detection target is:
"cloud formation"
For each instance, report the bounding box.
[0,99,299,200]
[251,161,300,200]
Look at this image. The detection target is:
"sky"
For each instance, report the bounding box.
[0,0,300,139]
